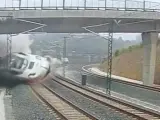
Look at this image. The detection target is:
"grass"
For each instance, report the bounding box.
[99,43,160,84]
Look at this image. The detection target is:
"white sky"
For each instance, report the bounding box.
[99,33,140,40]
[114,33,139,40]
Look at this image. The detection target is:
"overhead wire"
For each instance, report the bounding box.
[68,1,160,41]
[82,0,160,34]
[81,0,160,92]
[11,19,47,35]
[82,27,109,40]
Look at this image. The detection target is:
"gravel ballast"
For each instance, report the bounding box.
[45,80,135,120]
[11,84,56,120]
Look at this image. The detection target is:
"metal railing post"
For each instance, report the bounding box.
[125,0,127,10]
[84,0,86,9]
[143,0,146,11]
[105,0,107,10]
[41,0,43,9]
[63,0,65,9]
[19,0,21,9]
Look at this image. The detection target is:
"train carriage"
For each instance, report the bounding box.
[9,52,50,81]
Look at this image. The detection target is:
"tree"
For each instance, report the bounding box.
[128,46,132,52]
[114,50,120,57]
[117,36,123,41]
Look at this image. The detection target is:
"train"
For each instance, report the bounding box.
[0,52,70,84]
[8,52,51,82]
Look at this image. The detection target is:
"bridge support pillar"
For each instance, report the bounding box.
[142,32,158,86]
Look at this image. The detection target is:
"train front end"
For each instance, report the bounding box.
[9,53,51,82]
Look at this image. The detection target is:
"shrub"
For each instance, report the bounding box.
[114,50,120,57]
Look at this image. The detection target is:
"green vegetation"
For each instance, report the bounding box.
[114,49,120,57]
[29,34,141,57]
[114,43,142,57]
[100,42,160,84]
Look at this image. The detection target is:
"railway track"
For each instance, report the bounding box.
[82,65,160,92]
[31,84,97,120]
[53,75,160,120]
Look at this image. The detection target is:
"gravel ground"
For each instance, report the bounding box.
[44,80,134,120]
[11,84,56,120]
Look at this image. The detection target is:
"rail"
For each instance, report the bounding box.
[82,64,160,108]
[82,64,160,92]
[31,84,97,120]
[53,75,160,119]
[0,0,160,12]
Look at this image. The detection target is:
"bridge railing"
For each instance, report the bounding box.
[0,0,160,11]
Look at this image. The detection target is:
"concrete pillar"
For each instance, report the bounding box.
[142,32,158,86]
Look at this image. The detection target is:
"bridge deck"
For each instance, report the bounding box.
[0,9,159,33]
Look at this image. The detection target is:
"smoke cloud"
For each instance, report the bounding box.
[12,34,33,54]
[0,34,33,57]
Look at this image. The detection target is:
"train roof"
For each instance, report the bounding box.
[12,52,45,62]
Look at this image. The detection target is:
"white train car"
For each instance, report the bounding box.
[9,52,50,81]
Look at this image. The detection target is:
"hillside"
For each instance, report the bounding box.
[30,33,141,56]
[99,44,160,85]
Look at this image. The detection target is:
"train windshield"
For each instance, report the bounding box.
[10,55,28,70]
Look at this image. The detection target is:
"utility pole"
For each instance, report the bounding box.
[6,34,12,95]
[63,37,67,58]
[63,37,67,77]
[6,34,12,69]
[106,21,113,95]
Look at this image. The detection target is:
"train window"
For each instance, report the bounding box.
[28,62,35,69]
[22,59,28,70]
[10,56,25,69]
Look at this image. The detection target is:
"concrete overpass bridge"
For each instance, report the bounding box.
[0,0,159,34]
[0,0,160,86]
[0,9,160,34]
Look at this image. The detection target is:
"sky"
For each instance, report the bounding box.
[113,33,139,40]
[98,33,140,40]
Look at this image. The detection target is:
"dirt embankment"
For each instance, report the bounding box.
[100,45,160,84]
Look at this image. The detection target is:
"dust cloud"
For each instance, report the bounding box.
[0,34,32,88]
[12,34,33,54]
[0,34,33,57]
[49,57,63,72]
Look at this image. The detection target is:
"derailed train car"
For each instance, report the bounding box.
[9,52,51,82]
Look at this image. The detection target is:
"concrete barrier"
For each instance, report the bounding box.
[82,65,160,108]
[0,88,6,120]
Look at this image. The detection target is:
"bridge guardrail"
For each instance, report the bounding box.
[82,64,160,107]
[0,0,160,12]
